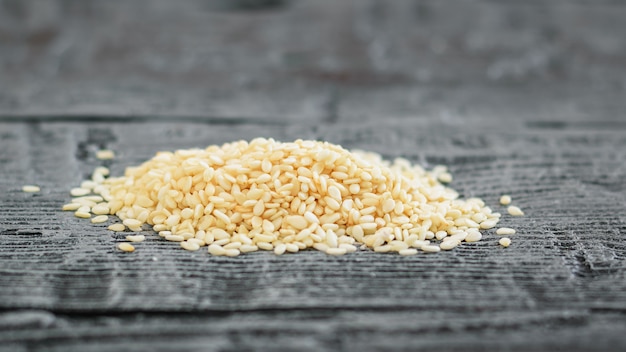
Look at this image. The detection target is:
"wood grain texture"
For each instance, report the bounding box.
[1,0,625,351]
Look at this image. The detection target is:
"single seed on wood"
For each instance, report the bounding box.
[91,215,109,223]
[108,224,126,232]
[507,205,524,216]
[22,185,40,193]
[126,235,145,242]
[118,243,135,252]
[496,227,516,235]
[499,237,511,247]
[500,195,512,205]
[96,149,115,160]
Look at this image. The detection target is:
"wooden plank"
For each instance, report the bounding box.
[0,119,625,351]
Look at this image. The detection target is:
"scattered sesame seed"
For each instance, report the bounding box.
[496,227,516,236]
[499,195,512,205]
[118,243,135,252]
[22,185,40,193]
[507,205,525,216]
[126,235,146,242]
[96,150,115,160]
[499,237,511,247]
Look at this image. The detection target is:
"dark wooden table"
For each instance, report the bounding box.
[1,1,625,351]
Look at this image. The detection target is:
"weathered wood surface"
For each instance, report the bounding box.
[1,1,626,351]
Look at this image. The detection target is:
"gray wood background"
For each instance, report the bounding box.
[1,1,625,351]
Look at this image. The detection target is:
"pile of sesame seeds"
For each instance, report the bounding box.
[62,139,524,255]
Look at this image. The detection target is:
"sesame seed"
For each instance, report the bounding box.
[62,203,82,211]
[499,195,512,205]
[507,205,524,216]
[399,248,418,256]
[96,149,115,160]
[74,211,91,219]
[126,235,146,242]
[326,247,347,256]
[70,188,90,197]
[118,243,135,252]
[22,185,40,193]
[496,227,516,235]
[181,241,200,251]
[91,215,109,223]
[421,245,441,253]
[108,223,126,232]
[499,237,511,247]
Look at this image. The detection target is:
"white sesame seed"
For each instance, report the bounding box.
[181,241,200,251]
[108,223,126,232]
[91,215,109,224]
[91,204,110,215]
[499,195,512,205]
[208,244,226,256]
[126,235,146,242]
[496,227,516,235]
[70,188,91,197]
[118,243,135,252]
[464,230,482,243]
[74,211,91,219]
[499,237,511,247]
[96,149,115,160]
[507,205,524,216]
[326,247,347,256]
[399,248,418,256]
[22,185,40,193]
[122,219,142,228]
[165,234,185,242]
[62,203,82,211]
[421,245,441,253]
[224,249,240,257]
[440,240,460,250]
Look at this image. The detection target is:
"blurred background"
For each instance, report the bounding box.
[1,0,624,122]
